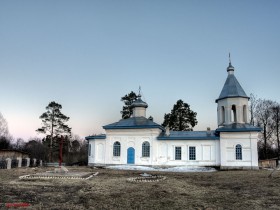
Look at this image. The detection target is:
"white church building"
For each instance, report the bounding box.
[86,61,261,169]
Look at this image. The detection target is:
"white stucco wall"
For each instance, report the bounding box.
[219,131,259,169]
[104,128,161,165]
[156,140,219,166]
[88,128,220,167]
[88,129,259,169]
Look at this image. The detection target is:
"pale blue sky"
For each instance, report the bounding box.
[0,0,279,140]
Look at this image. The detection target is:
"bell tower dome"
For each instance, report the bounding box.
[216,55,250,126]
[131,88,148,118]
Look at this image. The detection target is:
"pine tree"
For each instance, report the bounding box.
[120,91,138,119]
[36,101,71,162]
[162,99,198,131]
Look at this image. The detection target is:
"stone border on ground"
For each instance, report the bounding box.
[127,175,166,183]
[19,172,99,180]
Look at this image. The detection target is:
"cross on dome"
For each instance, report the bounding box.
[227,53,235,73]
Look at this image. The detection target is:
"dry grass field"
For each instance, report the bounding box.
[1,166,280,210]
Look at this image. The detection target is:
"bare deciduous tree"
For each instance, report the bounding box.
[0,112,12,149]
[255,99,276,159]
[14,138,25,150]
[0,112,9,137]
[249,93,260,126]
[24,138,48,161]
[272,104,280,159]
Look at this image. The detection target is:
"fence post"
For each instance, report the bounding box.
[17,157,22,168]
[6,158,11,169]
[40,160,43,167]
[33,158,36,167]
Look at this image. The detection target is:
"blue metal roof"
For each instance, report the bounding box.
[158,131,219,140]
[85,134,106,140]
[216,73,249,102]
[216,62,249,103]
[216,123,261,132]
[103,117,164,130]
[86,125,260,141]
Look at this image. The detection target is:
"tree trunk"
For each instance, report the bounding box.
[264,125,267,159]
[276,110,280,160]
[50,110,54,162]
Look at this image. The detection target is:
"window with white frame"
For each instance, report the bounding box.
[175,147,182,160]
[113,141,121,156]
[142,141,150,157]
[236,144,242,160]
[189,146,196,160]
[88,144,91,156]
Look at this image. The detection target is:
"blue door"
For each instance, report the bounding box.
[127,147,135,164]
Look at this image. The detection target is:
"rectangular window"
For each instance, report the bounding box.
[142,142,150,157]
[113,145,121,156]
[88,144,91,156]
[236,145,242,160]
[175,147,181,160]
[189,146,196,160]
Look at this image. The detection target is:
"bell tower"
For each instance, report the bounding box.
[216,55,250,126]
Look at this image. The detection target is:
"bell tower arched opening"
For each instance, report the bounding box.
[243,105,247,123]
[221,106,225,124]
[231,105,237,123]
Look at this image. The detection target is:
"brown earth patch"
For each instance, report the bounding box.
[0,167,280,209]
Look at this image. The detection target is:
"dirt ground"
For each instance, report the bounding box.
[0,167,280,210]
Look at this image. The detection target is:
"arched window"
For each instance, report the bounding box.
[236,144,242,160]
[243,105,247,123]
[113,141,121,156]
[142,141,150,157]
[231,105,237,122]
[221,106,225,124]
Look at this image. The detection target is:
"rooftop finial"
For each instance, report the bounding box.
[138,86,141,97]
[227,53,234,73]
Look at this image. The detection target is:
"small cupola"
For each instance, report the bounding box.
[131,94,148,118]
[227,61,235,74]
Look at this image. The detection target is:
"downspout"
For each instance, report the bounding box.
[250,132,252,169]
[150,129,153,166]
[104,137,107,165]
